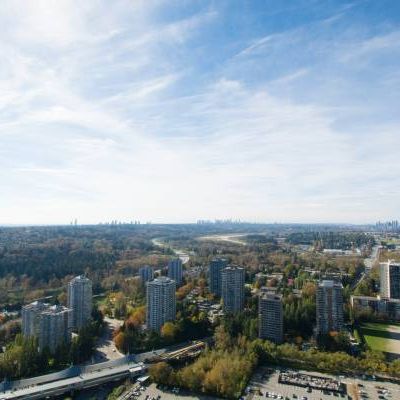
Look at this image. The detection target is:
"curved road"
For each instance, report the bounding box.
[152,238,190,264]
[92,316,124,363]
[197,233,248,245]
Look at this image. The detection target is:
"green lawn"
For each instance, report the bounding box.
[93,293,107,306]
[360,322,400,354]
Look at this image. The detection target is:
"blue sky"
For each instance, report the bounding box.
[1,0,400,224]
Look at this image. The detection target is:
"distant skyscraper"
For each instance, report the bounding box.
[22,301,72,352]
[139,265,154,284]
[316,280,344,335]
[168,258,183,286]
[221,266,245,313]
[259,292,283,343]
[380,260,400,299]
[146,277,176,332]
[209,258,228,296]
[68,275,92,330]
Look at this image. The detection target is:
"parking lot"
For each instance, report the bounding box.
[117,370,400,400]
[121,382,220,400]
[246,368,400,400]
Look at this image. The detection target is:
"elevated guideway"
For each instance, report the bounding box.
[0,356,145,400]
[0,340,209,399]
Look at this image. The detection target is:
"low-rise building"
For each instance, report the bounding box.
[351,295,400,320]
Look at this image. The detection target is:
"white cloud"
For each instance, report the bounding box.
[339,30,400,62]
[0,0,399,224]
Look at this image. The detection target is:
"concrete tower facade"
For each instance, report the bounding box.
[139,265,154,284]
[380,260,400,299]
[167,258,183,286]
[316,280,343,335]
[146,277,176,332]
[22,301,72,352]
[209,258,228,296]
[258,292,283,343]
[68,275,92,330]
[221,266,245,313]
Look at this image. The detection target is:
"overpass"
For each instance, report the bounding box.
[0,356,145,400]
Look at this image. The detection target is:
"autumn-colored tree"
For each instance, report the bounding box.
[114,292,127,319]
[176,283,193,301]
[214,325,231,350]
[113,331,126,352]
[149,362,173,385]
[160,322,178,343]
[126,306,146,329]
[267,277,278,287]
[294,336,303,346]
[302,281,316,298]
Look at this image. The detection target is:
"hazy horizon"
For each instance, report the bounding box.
[1,1,399,225]
[0,219,383,227]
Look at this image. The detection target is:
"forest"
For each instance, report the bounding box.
[0,308,104,380]
[150,323,400,399]
[286,231,375,250]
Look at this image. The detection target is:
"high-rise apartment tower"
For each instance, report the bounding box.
[146,277,176,332]
[258,292,283,343]
[221,266,245,313]
[67,275,92,330]
[209,258,228,296]
[316,280,344,335]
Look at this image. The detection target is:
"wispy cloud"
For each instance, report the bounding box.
[0,0,399,224]
[339,30,400,62]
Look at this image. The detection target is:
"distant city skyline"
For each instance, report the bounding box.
[1,1,400,225]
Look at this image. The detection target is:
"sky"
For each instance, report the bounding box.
[1,0,400,225]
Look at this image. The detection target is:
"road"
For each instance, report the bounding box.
[152,238,190,264]
[364,245,380,271]
[352,245,381,290]
[197,233,248,245]
[92,316,124,363]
